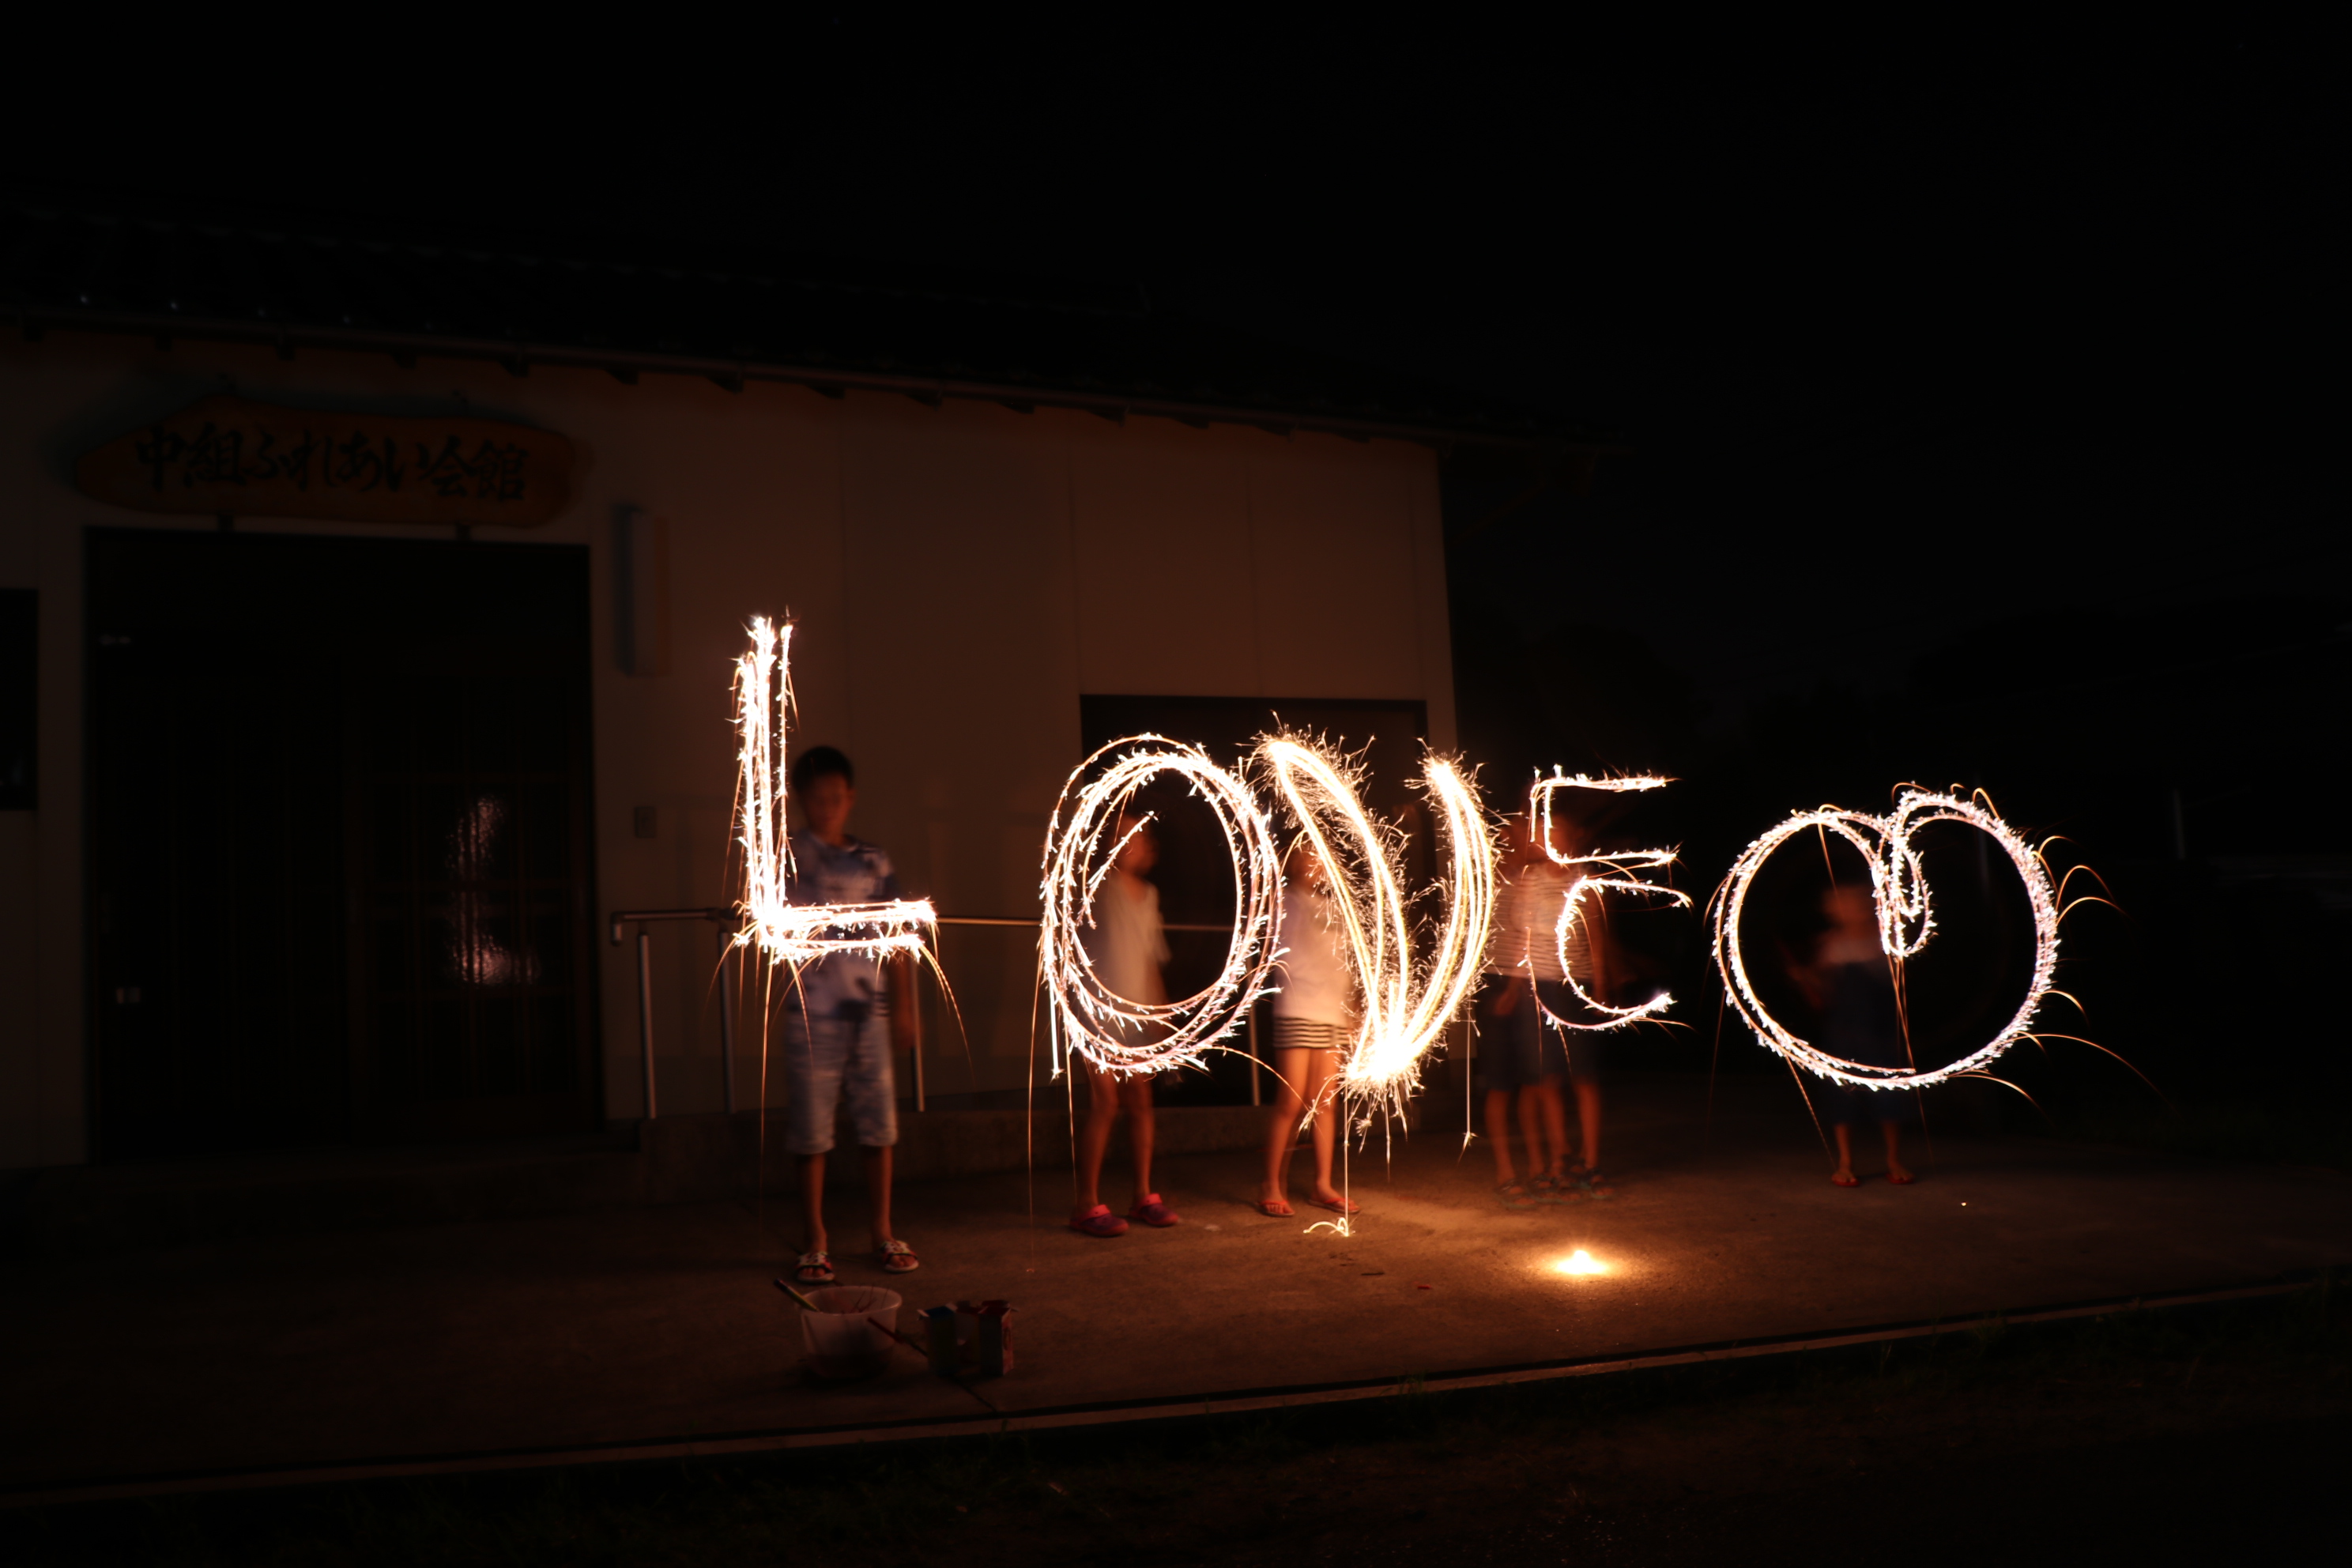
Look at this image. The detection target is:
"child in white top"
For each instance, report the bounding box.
[1257,843,1360,1217]
[1070,814,1181,1237]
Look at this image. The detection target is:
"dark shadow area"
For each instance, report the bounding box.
[85,530,602,1159]
[10,1284,2341,1565]
[1444,445,2352,1162]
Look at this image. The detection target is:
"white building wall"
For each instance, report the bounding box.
[0,331,1453,1167]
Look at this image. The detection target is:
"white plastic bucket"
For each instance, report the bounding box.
[799,1286,903,1380]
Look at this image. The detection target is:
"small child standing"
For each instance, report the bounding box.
[1800,884,1918,1187]
[780,746,922,1285]
[1479,813,1577,1208]
[1257,843,1359,1218]
[1070,814,1181,1238]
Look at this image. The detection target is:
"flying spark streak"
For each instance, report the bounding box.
[733,616,937,970]
[1527,771,1689,1031]
[1255,735,1498,1111]
[1709,788,2060,1091]
[1038,737,1283,1077]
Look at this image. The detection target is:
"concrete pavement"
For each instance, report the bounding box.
[5,1074,2345,1498]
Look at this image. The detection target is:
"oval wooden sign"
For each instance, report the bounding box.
[77,396,574,528]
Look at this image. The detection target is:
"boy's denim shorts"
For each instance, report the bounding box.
[782,1005,898,1155]
[1477,975,1602,1091]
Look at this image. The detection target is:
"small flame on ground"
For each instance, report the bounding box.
[1555,1250,1606,1276]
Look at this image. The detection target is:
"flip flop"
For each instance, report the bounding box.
[1255,1197,1295,1217]
[793,1250,835,1284]
[1886,1170,1918,1186]
[1308,1196,1362,1216]
[877,1238,921,1273]
[1830,1171,1861,1188]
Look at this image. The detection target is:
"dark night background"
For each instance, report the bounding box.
[9,24,2343,1148]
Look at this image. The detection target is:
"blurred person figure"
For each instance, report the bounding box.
[1257,842,1360,1218]
[1796,884,1918,1187]
[781,746,922,1286]
[1544,806,1618,1199]
[1070,814,1182,1236]
[1479,805,1615,1206]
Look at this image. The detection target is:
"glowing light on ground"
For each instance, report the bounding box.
[733,616,937,970]
[1555,1249,1607,1276]
[1255,735,1498,1112]
[1038,737,1283,1077]
[1526,771,1689,1031]
[1709,788,2060,1091]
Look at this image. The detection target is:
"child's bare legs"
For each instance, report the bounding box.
[1261,1047,1339,1206]
[1570,1078,1603,1172]
[798,1154,829,1254]
[1524,1077,1570,1179]
[798,1147,892,1254]
[1883,1121,1912,1183]
[1124,1073,1156,1204]
[1485,1088,1521,1184]
[1075,1064,1122,1217]
[1831,1121,1911,1183]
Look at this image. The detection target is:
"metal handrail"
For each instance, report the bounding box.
[929,916,1264,1103]
[609,908,1269,1120]
[609,907,737,1121]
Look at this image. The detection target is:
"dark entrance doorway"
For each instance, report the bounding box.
[87,528,601,1159]
[1077,694,1430,1106]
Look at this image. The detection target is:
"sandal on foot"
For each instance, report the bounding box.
[1528,1175,1572,1205]
[1571,1167,1618,1199]
[1308,1195,1361,1216]
[1830,1171,1861,1188]
[1071,1204,1129,1238]
[793,1251,835,1285]
[877,1239,921,1274]
[1255,1197,1295,1217]
[1495,1182,1538,1211]
[1129,1194,1182,1227]
[1886,1170,1917,1186]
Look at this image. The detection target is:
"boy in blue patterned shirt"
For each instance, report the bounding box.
[782,745,922,1285]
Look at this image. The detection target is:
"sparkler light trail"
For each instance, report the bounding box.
[1527,771,1689,1031]
[1038,737,1283,1078]
[733,616,937,970]
[1255,735,1498,1110]
[1709,788,2060,1091]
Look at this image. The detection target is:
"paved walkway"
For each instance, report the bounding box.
[5,1076,2346,1496]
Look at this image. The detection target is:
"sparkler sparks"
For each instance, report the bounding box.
[1255,735,1498,1109]
[1038,737,1283,1077]
[1555,1249,1607,1276]
[1527,771,1690,1031]
[1709,788,2060,1090]
[733,616,937,970]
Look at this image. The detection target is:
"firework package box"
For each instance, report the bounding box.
[922,1301,1016,1378]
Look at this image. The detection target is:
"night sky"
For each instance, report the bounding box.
[17,28,2333,746]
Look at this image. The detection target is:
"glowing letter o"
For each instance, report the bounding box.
[1710,789,2060,1091]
